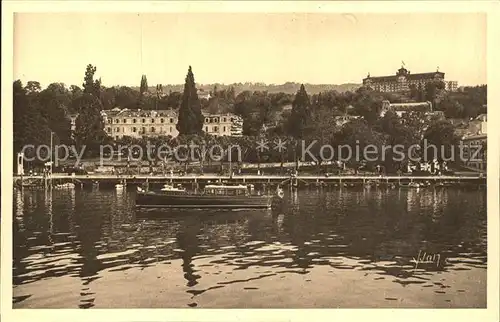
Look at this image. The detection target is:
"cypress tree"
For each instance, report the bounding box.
[140,75,148,94]
[177,66,204,135]
[138,75,148,109]
[82,64,101,98]
[287,84,311,139]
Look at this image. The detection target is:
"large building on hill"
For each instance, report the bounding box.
[101,108,243,140]
[363,65,458,93]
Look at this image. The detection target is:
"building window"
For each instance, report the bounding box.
[214,126,218,132]
[170,118,174,123]
[108,119,112,124]
[205,118,209,123]
[132,127,137,132]
[223,117,226,122]
[142,127,146,133]
[223,126,226,132]
[115,119,119,123]
[169,127,172,133]
[151,119,155,123]
[133,118,137,123]
[107,127,111,133]
[151,127,155,133]
[161,118,164,123]
[142,119,146,123]
[123,119,127,124]
[205,126,209,132]
[116,127,120,133]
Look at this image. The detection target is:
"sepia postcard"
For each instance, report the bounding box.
[1,1,499,322]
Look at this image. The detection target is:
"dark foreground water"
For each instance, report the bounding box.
[12,186,487,308]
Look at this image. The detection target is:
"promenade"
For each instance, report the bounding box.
[14,173,486,187]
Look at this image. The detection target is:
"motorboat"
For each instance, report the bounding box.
[136,183,282,209]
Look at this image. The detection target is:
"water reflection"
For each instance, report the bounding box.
[177,218,202,287]
[12,187,487,308]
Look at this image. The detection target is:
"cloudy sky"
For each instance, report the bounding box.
[14,12,486,88]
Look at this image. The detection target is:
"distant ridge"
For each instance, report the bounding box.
[128,82,362,95]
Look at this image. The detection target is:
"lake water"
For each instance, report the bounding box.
[12,186,487,308]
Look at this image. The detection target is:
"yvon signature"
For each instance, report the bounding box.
[410,250,449,272]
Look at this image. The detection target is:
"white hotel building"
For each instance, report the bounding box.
[102,108,243,140]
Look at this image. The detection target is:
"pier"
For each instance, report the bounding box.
[14,173,486,189]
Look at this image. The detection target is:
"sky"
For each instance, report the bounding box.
[13,12,486,88]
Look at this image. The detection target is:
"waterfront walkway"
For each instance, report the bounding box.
[14,173,485,185]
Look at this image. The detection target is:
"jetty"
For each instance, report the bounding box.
[13,173,486,189]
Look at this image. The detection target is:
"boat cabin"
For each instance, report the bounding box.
[203,184,250,196]
[160,184,186,195]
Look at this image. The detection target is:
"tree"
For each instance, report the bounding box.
[160,91,182,109]
[305,103,338,172]
[115,86,140,109]
[256,92,273,126]
[440,96,464,119]
[335,118,385,172]
[140,75,148,95]
[207,97,220,114]
[287,84,311,139]
[74,94,107,156]
[25,81,42,95]
[82,64,101,98]
[37,83,72,144]
[424,80,445,110]
[375,111,420,172]
[155,84,163,109]
[13,80,52,157]
[422,120,459,162]
[138,75,148,109]
[351,86,382,124]
[176,66,204,135]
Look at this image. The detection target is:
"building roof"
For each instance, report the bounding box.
[102,108,177,118]
[202,112,239,118]
[364,72,445,82]
[407,72,444,80]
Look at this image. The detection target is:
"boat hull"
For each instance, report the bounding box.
[135,192,272,209]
